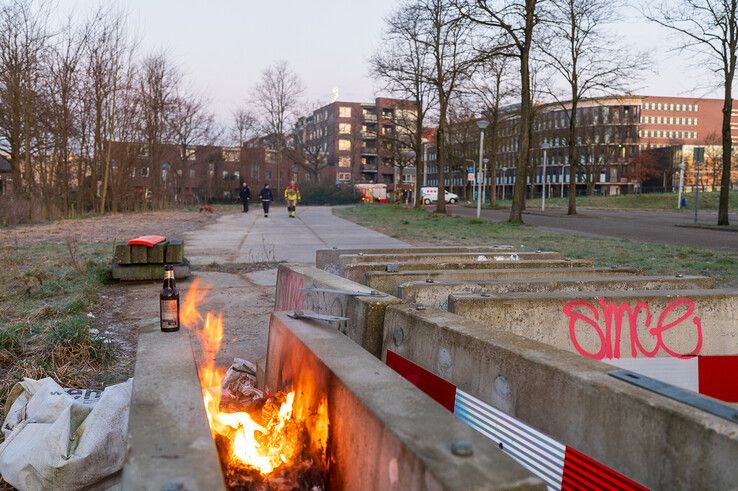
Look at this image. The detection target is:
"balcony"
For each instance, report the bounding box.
[361,130,377,138]
[363,113,378,123]
[360,163,378,173]
[361,146,378,155]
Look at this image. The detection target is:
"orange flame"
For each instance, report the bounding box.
[180,278,301,475]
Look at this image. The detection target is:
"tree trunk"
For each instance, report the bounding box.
[567,98,578,215]
[718,82,733,225]
[436,96,448,214]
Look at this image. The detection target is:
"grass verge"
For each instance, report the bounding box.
[468,191,738,211]
[0,240,115,423]
[335,205,738,287]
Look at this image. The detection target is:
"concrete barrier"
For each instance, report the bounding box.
[344,259,595,284]
[264,311,544,490]
[274,263,402,357]
[382,304,738,489]
[122,321,225,491]
[448,289,738,359]
[335,251,562,276]
[316,245,515,274]
[365,266,639,295]
[400,275,715,311]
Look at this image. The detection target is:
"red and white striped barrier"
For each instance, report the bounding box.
[386,350,648,490]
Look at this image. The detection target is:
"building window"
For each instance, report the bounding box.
[694,104,699,112]
[339,106,352,118]
[223,149,239,161]
[338,139,351,151]
[338,156,351,167]
[251,163,259,178]
[186,147,197,160]
[339,123,352,134]
[265,170,272,180]
[222,171,229,179]
[189,169,196,178]
[140,167,149,177]
[337,172,351,181]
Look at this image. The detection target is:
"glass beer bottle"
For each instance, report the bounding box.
[160,265,180,332]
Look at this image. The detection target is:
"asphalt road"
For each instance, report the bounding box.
[449,205,738,251]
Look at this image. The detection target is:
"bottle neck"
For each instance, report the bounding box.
[164,269,175,289]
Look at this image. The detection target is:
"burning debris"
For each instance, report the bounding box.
[181,279,328,490]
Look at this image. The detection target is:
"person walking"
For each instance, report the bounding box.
[239,182,251,213]
[258,183,273,217]
[284,180,301,218]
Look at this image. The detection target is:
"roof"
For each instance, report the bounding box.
[0,155,10,173]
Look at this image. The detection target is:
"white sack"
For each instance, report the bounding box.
[0,377,132,490]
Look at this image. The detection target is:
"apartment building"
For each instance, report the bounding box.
[0,155,11,196]
[294,97,416,189]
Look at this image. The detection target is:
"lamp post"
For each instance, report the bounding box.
[501,167,507,200]
[541,141,551,211]
[677,162,686,209]
[481,158,489,204]
[476,119,489,218]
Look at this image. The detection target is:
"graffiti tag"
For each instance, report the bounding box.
[562,298,703,360]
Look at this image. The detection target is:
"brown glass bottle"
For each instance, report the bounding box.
[160,265,180,332]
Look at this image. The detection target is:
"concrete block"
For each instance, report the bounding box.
[382,304,738,490]
[274,263,402,357]
[166,239,185,263]
[336,251,562,276]
[366,267,643,295]
[147,241,168,264]
[343,259,595,285]
[112,260,190,281]
[265,312,544,490]
[130,244,148,264]
[113,244,131,265]
[399,275,715,311]
[448,288,738,358]
[316,245,515,274]
[122,320,225,490]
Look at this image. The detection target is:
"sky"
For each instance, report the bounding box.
[53,1,718,126]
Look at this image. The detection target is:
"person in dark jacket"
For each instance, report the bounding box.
[258,183,273,217]
[239,183,251,213]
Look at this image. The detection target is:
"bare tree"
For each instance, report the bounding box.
[251,61,304,196]
[540,0,645,215]
[371,1,437,208]
[413,0,476,214]
[231,106,258,147]
[136,52,180,207]
[471,58,515,206]
[646,0,737,225]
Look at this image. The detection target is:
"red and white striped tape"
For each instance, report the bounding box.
[609,356,738,403]
[386,350,647,490]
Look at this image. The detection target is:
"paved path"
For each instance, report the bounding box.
[186,206,407,265]
[450,205,738,251]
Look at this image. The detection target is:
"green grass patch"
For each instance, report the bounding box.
[335,204,738,287]
[0,240,115,422]
[471,191,738,211]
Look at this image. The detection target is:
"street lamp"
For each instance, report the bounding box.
[677,162,686,209]
[541,141,552,211]
[476,119,489,218]
[482,158,489,205]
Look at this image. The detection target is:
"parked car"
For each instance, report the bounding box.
[420,187,459,204]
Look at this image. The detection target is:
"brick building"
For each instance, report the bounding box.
[0,155,11,195]
[293,97,416,191]
[477,95,738,198]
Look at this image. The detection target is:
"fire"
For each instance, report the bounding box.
[181,279,303,476]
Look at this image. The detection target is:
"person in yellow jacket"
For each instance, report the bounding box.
[284,181,301,218]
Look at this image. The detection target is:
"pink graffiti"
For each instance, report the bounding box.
[277,273,304,310]
[562,298,703,360]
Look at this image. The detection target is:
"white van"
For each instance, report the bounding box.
[420,187,459,205]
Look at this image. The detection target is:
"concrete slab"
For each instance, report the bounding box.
[265,312,544,490]
[344,259,595,285]
[382,304,738,490]
[122,320,225,491]
[245,268,278,287]
[336,251,563,276]
[316,245,516,274]
[365,267,643,295]
[184,207,406,266]
[448,288,738,358]
[400,275,715,311]
[274,264,402,357]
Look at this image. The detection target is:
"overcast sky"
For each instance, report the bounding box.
[55,1,719,125]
